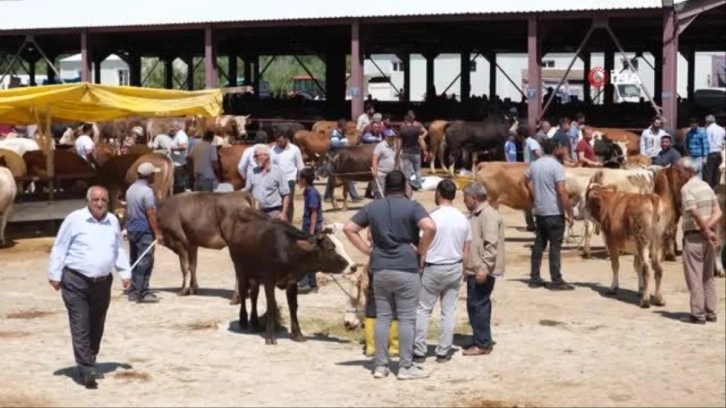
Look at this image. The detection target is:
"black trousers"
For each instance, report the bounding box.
[531,215,565,282]
[467,275,496,348]
[703,152,723,188]
[61,268,113,377]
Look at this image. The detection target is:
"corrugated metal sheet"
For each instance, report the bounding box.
[0,0,667,31]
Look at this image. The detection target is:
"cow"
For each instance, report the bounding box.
[202,115,250,145]
[22,149,95,192]
[320,144,375,211]
[585,182,666,308]
[95,152,173,213]
[93,142,119,167]
[0,165,17,247]
[652,165,692,262]
[227,207,351,344]
[258,121,306,141]
[157,191,357,308]
[146,116,203,142]
[591,128,640,156]
[427,120,448,174]
[0,148,27,191]
[97,118,147,144]
[125,153,174,202]
[218,144,251,191]
[626,154,652,168]
[294,130,330,165]
[442,119,508,175]
[0,137,40,156]
[715,184,725,277]
[311,120,357,136]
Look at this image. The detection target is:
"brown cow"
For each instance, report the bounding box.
[428,120,448,174]
[125,153,174,201]
[294,130,330,164]
[585,183,666,308]
[226,207,351,344]
[323,144,375,211]
[652,165,691,261]
[97,117,147,143]
[23,150,95,191]
[0,148,27,191]
[202,115,250,146]
[218,144,252,190]
[93,142,119,167]
[96,152,174,212]
[591,128,640,156]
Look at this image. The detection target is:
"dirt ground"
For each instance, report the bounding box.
[1,183,724,407]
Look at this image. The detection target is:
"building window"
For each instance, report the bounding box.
[470,61,477,72]
[542,60,555,68]
[621,58,639,71]
[118,69,130,86]
[392,62,403,72]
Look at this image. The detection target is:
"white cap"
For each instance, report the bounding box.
[137,162,161,176]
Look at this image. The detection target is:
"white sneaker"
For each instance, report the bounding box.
[397,365,429,380]
[372,366,390,379]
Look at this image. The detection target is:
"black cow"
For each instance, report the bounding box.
[227,207,351,344]
[317,144,375,211]
[442,117,513,174]
[258,121,306,140]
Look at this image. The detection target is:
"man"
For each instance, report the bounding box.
[653,134,682,167]
[297,167,323,294]
[74,123,96,164]
[324,121,361,203]
[271,130,304,222]
[703,114,725,188]
[534,120,551,144]
[575,126,602,168]
[330,118,350,148]
[343,170,437,380]
[151,129,173,157]
[684,117,710,177]
[552,118,573,163]
[462,182,503,356]
[679,157,722,324]
[520,139,575,290]
[397,111,429,190]
[170,120,190,192]
[362,121,385,144]
[125,163,165,303]
[48,186,131,389]
[189,130,220,192]
[357,103,375,131]
[414,180,471,363]
[371,129,398,199]
[504,131,517,163]
[569,112,586,161]
[238,143,268,183]
[244,144,290,220]
[522,127,541,231]
[640,116,669,162]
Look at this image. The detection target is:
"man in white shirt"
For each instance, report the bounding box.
[703,114,725,188]
[356,103,375,131]
[74,123,96,165]
[413,179,472,363]
[151,132,173,157]
[271,130,304,222]
[170,121,190,192]
[640,116,670,161]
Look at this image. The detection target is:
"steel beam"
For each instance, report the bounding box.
[93,59,101,83]
[527,16,541,136]
[325,50,346,117]
[441,52,480,96]
[582,52,591,103]
[661,9,678,125]
[293,54,326,96]
[395,53,411,102]
[350,20,364,120]
[184,56,194,90]
[243,57,252,86]
[164,58,174,89]
[204,26,218,88]
[141,58,160,86]
[685,46,695,100]
[424,52,438,99]
[228,55,238,87]
[677,0,725,21]
[80,30,91,82]
[487,52,496,99]
[460,51,471,101]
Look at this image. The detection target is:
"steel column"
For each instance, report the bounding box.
[204,26,218,88]
[399,53,411,102]
[184,57,194,90]
[325,50,346,117]
[29,60,36,86]
[582,52,591,103]
[164,58,174,89]
[685,46,695,101]
[243,58,252,85]
[228,55,237,87]
[488,53,497,99]
[129,56,142,86]
[424,53,437,99]
[80,30,91,83]
[603,47,614,105]
[252,57,260,98]
[93,59,102,84]
[460,52,471,101]
[527,16,542,135]
[661,9,678,125]
[46,59,56,84]
[350,20,364,120]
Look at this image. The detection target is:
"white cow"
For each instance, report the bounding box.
[0,137,40,156]
[0,166,17,247]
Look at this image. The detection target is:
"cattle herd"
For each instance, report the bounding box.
[0,113,725,342]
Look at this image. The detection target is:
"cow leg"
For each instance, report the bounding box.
[234,262,250,330]
[470,151,478,173]
[330,179,339,211]
[250,279,262,332]
[263,281,278,345]
[229,273,241,305]
[342,180,349,211]
[176,249,192,296]
[663,225,677,261]
[715,242,725,278]
[581,221,592,259]
[605,239,620,295]
[651,255,666,307]
[0,210,9,247]
[633,255,645,296]
[188,245,199,295]
[286,284,306,342]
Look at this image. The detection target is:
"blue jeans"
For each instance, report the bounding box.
[401,152,422,189]
[194,175,216,192]
[298,272,317,289]
[127,231,156,298]
[466,275,495,348]
[531,215,565,282]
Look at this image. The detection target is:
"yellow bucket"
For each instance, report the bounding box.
[455,176,476,190]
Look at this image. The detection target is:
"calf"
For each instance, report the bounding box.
[585,183,666,308]
[227,208,351,344]
[322,144,376,211]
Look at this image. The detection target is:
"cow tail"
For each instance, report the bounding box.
[168,163,174,198]
[651,195,662,261]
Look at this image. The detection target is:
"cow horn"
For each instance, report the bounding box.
[296,239,316,252]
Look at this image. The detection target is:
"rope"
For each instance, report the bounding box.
[326,273,355,299]
[329,171,374,177]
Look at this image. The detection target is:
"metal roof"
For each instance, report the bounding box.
[0,0,669,32]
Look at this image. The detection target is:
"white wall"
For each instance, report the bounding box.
[60,54,130,85]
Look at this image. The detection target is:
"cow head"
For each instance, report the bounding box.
[295,231,351,275]
[233,115,250,137]
[323,222,358,274]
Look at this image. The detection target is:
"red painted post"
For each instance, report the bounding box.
[661,9,678,126]
[350,20,364,120]
[80,30,91,83]
[204,26,218,89]
[526,16,542,136]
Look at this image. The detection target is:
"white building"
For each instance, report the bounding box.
[364,51,725,102]
[59,54,130,86]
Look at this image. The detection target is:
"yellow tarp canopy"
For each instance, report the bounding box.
[0,83,223,124]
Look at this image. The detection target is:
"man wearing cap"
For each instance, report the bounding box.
[371,129,399,199]
[653,134,682,167]
[124,162,165,303]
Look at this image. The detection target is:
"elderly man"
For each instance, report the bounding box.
[679,157,722,324]
[640,116,670,162]
[271,129,305,222]
[190,130,220,192]
[462,182,504,356]
[413,179,471,363]
[653,134,682,167]
[125,163,165,303]
[48,186,131,389]
[244,144,290,220]
[238,143,268,183]
[371,129,398,199]
[170,120,190,192]
[704,114,725,188]
[344,170,436,380]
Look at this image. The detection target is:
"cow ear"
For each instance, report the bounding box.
[296,239,316,252]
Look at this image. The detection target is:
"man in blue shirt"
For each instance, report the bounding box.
[125,162,165,303]
[684,117,709,177]
[297,167,324,294]
[552,118,573,164]
[504,131,517,162]
[48,186,131,389]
